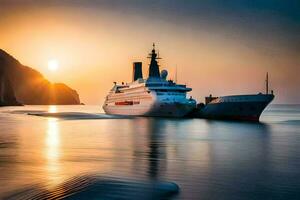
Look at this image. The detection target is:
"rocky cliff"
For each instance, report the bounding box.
[0,49,80,105]
[0,65,21,106]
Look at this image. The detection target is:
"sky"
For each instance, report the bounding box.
[0,0,299,104]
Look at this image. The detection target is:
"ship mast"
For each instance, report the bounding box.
[147,43,161,78]
[265,72,269,94]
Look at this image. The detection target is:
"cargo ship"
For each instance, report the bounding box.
[190,73,275,121]
[102,44,196,117]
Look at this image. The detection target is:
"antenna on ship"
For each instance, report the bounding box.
[265,72,269,94]
[175,65,178,83]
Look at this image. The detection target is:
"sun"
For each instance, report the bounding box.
[48,59,59,71]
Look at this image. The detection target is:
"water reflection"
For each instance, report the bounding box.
[48,105,57,113]
[45,118,62,187]
[129,118,167,180]
[146,119,167,180]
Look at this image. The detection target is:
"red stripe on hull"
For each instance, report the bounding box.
[115,101,140,106]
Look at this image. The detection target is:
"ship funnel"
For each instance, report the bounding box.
[132,62,143,81]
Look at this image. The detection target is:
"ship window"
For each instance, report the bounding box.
[146,83,163,87]
[152,89,186,94]
[157,89,167,92]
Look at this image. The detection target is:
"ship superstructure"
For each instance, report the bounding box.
[103,44,196,117]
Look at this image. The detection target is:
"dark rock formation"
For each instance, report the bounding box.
[0,49,80,105]
[0,65,21,106]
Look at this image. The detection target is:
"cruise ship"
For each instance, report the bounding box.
[189,73,275,121]
[103,44,196,117]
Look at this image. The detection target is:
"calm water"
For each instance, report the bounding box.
[0,105,300,199]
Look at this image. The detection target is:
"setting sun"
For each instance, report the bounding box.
[48,59,59,71]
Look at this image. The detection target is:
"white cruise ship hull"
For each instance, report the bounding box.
[103,101,196,117]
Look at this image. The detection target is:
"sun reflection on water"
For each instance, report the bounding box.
[48,105,57,113]
[45,118,62,187]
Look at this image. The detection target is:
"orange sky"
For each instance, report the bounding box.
[1,3,299,104]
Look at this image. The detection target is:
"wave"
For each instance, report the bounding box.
[9,110,134,120]
[4,174,179,200]
[279,120,300,125]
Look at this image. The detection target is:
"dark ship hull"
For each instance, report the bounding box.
[190,94,274,121]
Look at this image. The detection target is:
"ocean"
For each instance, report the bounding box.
[0,104,299,199]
